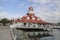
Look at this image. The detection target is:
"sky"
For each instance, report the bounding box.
[0,0,60,23]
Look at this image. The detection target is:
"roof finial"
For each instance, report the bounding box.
[27,7,34,14]
[29,0,33,7]
[27,0,34,14]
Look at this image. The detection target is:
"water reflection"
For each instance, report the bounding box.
[40,29,60,40]
[13,28,60,40]
[41,37,54,40]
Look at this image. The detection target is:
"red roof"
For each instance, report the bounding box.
[15,7,48,24]
[15,14,48,24]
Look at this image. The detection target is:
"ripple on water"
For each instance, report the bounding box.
[40,29,60,40]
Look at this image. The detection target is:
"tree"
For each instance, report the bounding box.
[1,18,10,26]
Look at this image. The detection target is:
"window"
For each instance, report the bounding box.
[24,23,26,27]
[26,17,30,20]
[32,17,35,20]
[37,18,40,20]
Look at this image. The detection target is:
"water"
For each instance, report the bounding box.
[40,29,60,40]
[14,28,60,40]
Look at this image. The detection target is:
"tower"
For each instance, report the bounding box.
[27,6,34,15]
[11,3,52,40]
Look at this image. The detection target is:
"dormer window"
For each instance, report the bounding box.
[32,17,35,20]
[27,17,30,20]
[32,15,34,17]
[24,15,27,17]
[37,18,40,20]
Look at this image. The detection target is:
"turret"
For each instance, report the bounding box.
[27,6,34,15]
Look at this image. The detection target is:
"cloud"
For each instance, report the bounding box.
[0,12,22,20]
[28,0,60,23]
[34,7,59,23]
[11,13,22,19]
[0,6,22,20]
[0,12,11,19]
[0,0,60,23]
[0,7,21,19]
[0,6,2,8]
[20,2,25,7]
[0,6,11,19]
[0,6,3,12]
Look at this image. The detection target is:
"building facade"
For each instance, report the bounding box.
[10,7,53,40]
